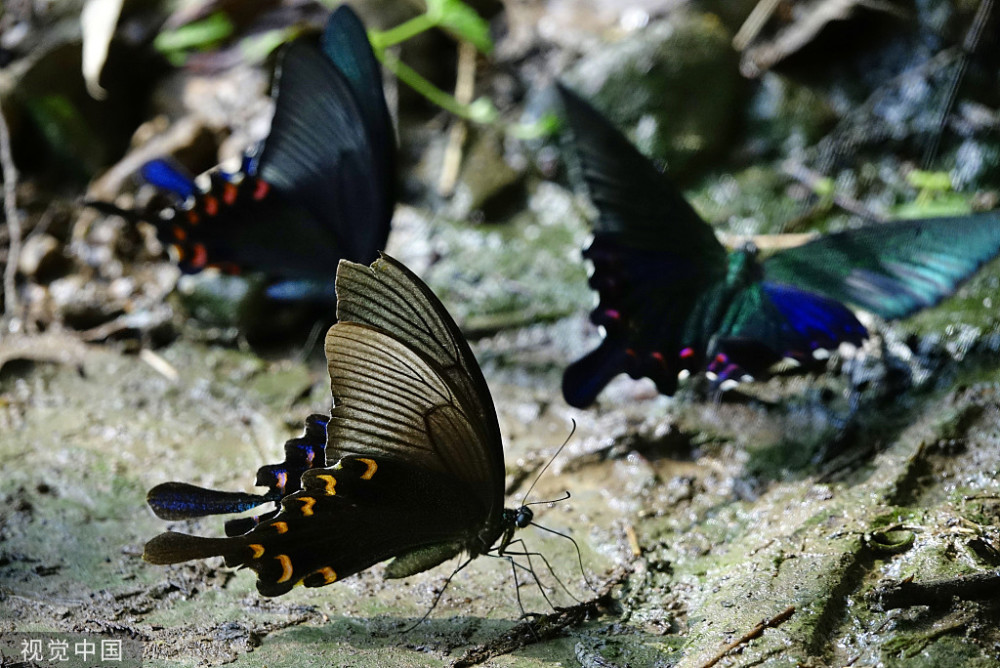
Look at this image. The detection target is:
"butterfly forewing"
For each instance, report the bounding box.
[325,321,499,513]
[557,84,726,261]
[763,213,1000,320]
[257,42,383,264]
[319,5,396,219]
[333,256,503,466]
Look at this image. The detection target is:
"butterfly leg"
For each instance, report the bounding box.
[400,556,475,633]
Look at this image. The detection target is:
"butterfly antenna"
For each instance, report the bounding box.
[297,318,327,364]
[524,490,570,507]
[529,520,596,592]
[518,420,576,507]
[401,555,474,633]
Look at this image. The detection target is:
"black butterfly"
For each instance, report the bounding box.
[92,6,394,302]
[557,83,1000,408]
[144,254,537,597]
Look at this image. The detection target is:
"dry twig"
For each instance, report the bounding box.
[438,40,477,197]
[696,605,796,668]
[0,99,22,323]
[452,567,628,667]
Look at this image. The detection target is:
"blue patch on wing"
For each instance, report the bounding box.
[140,159,196,200]
[763,282,867,350]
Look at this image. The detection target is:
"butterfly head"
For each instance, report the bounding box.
[513,505,534,529]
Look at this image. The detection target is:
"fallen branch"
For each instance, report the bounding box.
[452,567,628,667]
[871,570,1000,610]
[696,605,796,668]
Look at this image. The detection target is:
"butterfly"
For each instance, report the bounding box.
[556,83,1000,408]
[91,6,394,302]
[144,254,537,597]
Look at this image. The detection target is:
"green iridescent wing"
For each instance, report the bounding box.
[763,212,1000,319]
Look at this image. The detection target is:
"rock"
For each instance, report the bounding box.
[563,10,743,177]
[447,127,527,222]
[18,233,70,282]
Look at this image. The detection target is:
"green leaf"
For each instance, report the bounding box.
[906,169,953,192]
[426,0,493,54]
[154,12,235,61]
[239,26,300,64]
[891,193,972,220]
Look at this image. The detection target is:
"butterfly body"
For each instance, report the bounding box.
[144,255,535,599]
[558,84,1000,407]
[93,6,394,302]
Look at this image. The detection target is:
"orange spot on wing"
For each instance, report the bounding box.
[316,474,337,496]
[172,225,187,241]
[358,458,378,480]
[275,554,293,583]
[272,522,288,534]
[314,567,337,585]
[249,544,265,559]
[298,497,316,516]
[276,471,288,493]
[187,210,200,225]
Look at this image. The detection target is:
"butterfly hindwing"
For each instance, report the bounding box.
[145,414,329,535]
[705,281,868,383]
[143,456,484,595]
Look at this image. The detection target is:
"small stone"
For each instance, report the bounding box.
[18,233,68,282]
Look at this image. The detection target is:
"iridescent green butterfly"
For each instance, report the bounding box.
[558,83,1000,407]
[144,254,535,596]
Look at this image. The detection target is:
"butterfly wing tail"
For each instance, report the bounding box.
[562,339,628,408]
[143,531,244,565]
[146,482,271,521]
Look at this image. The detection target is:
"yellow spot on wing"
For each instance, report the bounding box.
[358,458,378,480]
[275,554,293,583]
[316,474,337,495]
[272,522,288,534]
[315,567,337,584]
[249,544,265,559]
[298,497,316,516]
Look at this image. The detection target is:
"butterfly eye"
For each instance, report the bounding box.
[514,507,534,528]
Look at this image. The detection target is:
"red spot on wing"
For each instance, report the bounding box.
[223,182,238,206]
[187,210,200,225]
[203,195,219,217]
[679,347,695,359]
[253,180,271,201]
[172,225,187,242]
[190,243,208,269]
